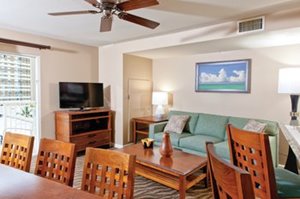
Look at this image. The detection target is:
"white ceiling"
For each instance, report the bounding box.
[130,27,300,59]
[1,0,299,47]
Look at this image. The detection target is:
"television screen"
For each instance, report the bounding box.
[59,82,104,109]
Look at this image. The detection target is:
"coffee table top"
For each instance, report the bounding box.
[118,144,207,176]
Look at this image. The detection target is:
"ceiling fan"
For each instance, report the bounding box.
[48,0,160,32]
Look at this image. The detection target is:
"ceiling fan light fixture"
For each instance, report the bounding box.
[100,15,113,32]
[49,0,160,32]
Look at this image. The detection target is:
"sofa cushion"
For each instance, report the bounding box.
[179,135,222,153]
[275,168,300,198]
[243,119,267,132]
[213,141,230,160]
[180,148,207,157]
[164,115,190,134]
[194,113,228,139]
[153,132,192,147]
[227,117,279,139]
[168,111,199,134]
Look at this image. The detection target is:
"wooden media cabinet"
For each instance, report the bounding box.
[55,108,112,152]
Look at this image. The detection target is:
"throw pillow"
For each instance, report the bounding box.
[164,115,190,134]
[243,120,267,132]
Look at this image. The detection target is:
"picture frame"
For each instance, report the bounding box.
[195,59,251,93]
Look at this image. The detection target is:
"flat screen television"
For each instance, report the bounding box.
[59,82,104,110]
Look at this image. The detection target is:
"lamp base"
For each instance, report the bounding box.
[153,114,166,120]
[290,119,299,126]
[155,105,165,116]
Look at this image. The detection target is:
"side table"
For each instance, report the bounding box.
[279,124,300,174]
[132,115,168,143]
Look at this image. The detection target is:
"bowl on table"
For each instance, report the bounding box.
[141,138,154,149]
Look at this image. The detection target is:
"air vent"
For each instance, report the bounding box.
[237,16,264,34]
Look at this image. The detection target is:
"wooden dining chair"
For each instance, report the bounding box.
[227,124,300,199]
[206,142,255,199]
[0,132,34,172]
[81,147,136,199]
[35,138,76,186]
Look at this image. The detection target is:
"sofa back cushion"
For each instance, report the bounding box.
[227,116,279,139]
[194,113,229,139]
[164,115,190,134]
[168,111,199,134]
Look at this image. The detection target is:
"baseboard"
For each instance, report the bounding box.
[113,143,123,149]
[113,142,135,149]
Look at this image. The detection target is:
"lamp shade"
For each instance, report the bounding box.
[278,68,300,94]
[152,91,168,105]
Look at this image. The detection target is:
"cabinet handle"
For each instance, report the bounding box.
[88,134,96,138]
[88,141,96,145]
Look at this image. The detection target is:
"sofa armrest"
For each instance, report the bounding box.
[149,121,168,139]
[268,134,278,167]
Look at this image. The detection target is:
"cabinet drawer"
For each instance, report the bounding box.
[70,132,110,151]
[75,139,110,152]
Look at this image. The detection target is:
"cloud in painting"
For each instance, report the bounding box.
[200,68,227,83]
[228,70,245,82]
[200,68,245,83]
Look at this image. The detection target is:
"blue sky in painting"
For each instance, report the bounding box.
[197,61,248,84]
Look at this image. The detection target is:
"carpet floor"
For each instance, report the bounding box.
[31,155,213,199]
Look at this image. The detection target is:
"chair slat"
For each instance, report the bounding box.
[81,148,136,199]
[0,132,34,172]
[227,124,278,199]
[206,142,255,199]
[34,138,76,186]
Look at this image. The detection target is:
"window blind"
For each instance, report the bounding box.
[0,53,33,101]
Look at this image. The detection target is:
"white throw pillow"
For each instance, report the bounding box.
[243,120,267,132]
[164,115,190,134]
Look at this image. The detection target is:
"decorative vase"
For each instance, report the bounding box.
[159,132,173,157]
[159,156,173,167]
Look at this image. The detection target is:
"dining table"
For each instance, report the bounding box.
[0,164,102,199]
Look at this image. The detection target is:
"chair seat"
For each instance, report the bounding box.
[275,168,300,198]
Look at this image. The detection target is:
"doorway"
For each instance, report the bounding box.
[127,79,152,143]
[0,52,40,154]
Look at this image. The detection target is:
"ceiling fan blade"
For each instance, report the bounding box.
[85,0,101,7]
[100,15,113,32]
[118,13,159,29]
[117,0,159,11]
[48,10,99,16]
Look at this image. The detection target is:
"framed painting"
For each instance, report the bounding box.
[195,59,251,93]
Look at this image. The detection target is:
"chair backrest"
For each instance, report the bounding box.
[226,124,278,199]
[35,138,76,186]
[81,147,136,199]
[206,142,255,199]
[0,132,34,172]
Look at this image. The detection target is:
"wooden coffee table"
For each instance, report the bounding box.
[118,144,207,199]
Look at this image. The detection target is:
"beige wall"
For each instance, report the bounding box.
[123,54,152,144]
[0,28,98,139]
[152,44,300,164]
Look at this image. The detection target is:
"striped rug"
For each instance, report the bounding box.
[31,155,212,199]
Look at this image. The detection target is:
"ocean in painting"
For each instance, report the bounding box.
[198,82,245,91]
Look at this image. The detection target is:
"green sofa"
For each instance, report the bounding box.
[149,110,279,166]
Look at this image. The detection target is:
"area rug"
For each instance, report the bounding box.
[31,155,212,199]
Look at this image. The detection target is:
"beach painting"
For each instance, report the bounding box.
[195,59,251,93]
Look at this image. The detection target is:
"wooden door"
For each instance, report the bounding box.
[127,79,152,142]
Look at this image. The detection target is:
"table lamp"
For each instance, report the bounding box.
[278,67,300,126]
[152,91,168,118]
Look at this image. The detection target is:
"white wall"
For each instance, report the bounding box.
[0,28,98,139]
[153,44,300,164]
[98,7,300,148]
